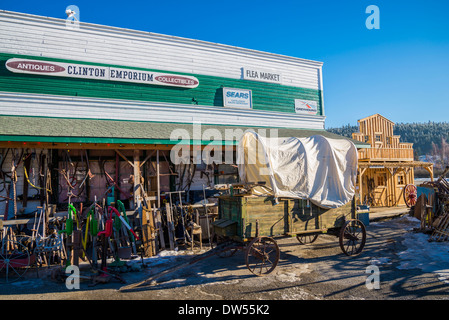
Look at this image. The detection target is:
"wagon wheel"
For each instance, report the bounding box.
[339,219,366,256]
[296,234,319,245]
[0,239,33,284]
[403,184,417,207]
[245,236,280,276]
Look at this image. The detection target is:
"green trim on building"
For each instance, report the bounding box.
[0,53,323,115]
[0,115,369,148]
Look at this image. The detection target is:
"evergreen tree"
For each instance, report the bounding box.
[326,121,449,158]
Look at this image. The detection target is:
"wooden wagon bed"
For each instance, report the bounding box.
[214,195,355,241]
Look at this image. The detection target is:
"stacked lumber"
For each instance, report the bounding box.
[429,213,449,242]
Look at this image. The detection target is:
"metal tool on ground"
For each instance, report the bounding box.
[165,190,191,244]
[119,247,220,292]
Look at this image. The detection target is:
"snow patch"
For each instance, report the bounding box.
[394,218,449,284]
[369,257,391,265]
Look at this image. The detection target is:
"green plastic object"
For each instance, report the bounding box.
[117,200,135,242]
[59,203,76,235]
[87,208,98,236]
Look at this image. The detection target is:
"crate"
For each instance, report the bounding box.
[357,205,370,226]
[212,218,237,238]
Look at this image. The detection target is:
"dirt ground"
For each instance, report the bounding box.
[1,215,448,307]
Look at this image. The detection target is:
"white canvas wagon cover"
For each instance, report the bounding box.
[237,131,358,209]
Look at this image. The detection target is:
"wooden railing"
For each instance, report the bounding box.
[358,147,414,161]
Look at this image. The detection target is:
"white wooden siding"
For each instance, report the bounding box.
[0,10,323,91]
[0,91,326,129]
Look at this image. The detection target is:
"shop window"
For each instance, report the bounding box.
[377,174,386,186]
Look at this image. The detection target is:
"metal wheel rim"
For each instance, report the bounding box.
[339,220,366,256]
[296,234,319,245]
[245,237,280,276]
[0,239,31,284]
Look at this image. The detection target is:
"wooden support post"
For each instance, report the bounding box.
[141,206,155,257]
[359,168,366,205]
[165,202,175,250]
[154,204,165,249]
[392,168,398,207]
[133,150,141,210]
[424,166,434,182]
[156,150,161,208]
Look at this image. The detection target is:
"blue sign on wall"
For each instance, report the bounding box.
[223,87,252,109]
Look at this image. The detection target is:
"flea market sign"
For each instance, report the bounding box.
[5,58,199,88]
[242,67,282,84]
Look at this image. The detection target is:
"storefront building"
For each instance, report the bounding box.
[0,10,367,217]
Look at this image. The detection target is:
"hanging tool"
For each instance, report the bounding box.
[58,203,77,267]
[8,149,23,221]
[98,209,114,276]
[22,153,31,208]
[117,200,137,254]
[82,206,99,262]
[165,190,190,243]
[177,191,191,243]
[58,203,76,235]
[97,206,139,274]
[108,206,139,241]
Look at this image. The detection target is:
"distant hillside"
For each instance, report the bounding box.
[327,121,449,157]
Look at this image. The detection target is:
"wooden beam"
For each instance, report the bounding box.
[0,142,237,151]
[140,150,156,168]
[423,166,434,182]
[115,149,134,168]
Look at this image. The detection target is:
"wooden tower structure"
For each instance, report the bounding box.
[352,114,434,207]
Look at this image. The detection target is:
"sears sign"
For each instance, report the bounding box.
[223,87,252,109]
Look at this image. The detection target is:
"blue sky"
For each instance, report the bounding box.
[1,0,448,128]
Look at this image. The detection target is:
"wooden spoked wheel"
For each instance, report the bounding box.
[339,219,366,256]
[296,234,319,245]
[245,236,280,276]
[403,184,418,207]
[0,239,33,284]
